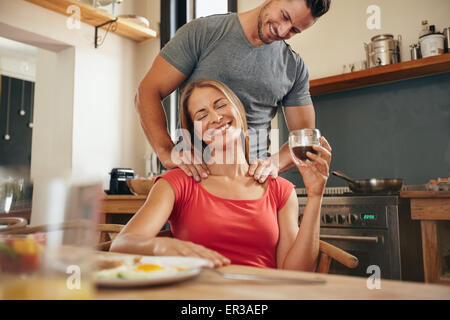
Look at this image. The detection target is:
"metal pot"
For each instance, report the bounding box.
[364,34,402,68]
[332,171,403,194]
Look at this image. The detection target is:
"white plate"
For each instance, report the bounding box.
[94,256,213,288]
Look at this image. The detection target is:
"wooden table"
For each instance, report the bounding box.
[401,190,450,284]
[96,263,450,300]
[100,195,147,224]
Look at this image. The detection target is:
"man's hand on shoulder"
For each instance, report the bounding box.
[248,155,279,184]
[160,148,209,182]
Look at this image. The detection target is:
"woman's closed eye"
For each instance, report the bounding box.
[194,102,227,120]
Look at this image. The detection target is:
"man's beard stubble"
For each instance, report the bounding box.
[257,1,273,45]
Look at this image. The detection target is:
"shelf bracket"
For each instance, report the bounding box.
[95,18,118,49]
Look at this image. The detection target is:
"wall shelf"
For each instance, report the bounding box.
[25,0,157,43]
[310,53,450,96]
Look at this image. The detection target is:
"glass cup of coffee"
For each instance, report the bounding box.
[289,129,321,166]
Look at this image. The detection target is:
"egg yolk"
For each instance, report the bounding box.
[134,264,164,272]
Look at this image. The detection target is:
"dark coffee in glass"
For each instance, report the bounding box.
[289,129,321,165]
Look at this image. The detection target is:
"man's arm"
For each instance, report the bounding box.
[136,55,209,180]
[277,104,316,173]
[136,54,186,165]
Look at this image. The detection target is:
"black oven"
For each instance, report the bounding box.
[297,192,424,282]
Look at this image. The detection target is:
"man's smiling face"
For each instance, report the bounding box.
[257,0,316,44]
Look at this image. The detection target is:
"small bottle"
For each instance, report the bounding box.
[420,20,429,37]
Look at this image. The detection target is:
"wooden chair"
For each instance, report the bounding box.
[0,217,28,232]
[3,221,359,274]
[1,220,124,251]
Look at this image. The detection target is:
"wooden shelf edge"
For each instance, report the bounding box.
[25,0,157,42]
[310,53,450,96]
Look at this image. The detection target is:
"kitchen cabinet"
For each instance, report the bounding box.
[100,195,146,224]
[400,190,450,285]
[24,0,157,42]
[310,53,450,96]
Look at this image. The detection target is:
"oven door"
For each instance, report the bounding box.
[320,227,400,280]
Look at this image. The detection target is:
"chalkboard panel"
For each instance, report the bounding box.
[279,72,450,188]
[0,75,34,168]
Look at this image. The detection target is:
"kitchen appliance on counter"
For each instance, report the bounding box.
[364,34,401,68]
[0,177,32,214]
[108,168,134,195]
[297,187,424,282]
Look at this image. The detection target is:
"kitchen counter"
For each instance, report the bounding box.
[401,190,450,198]
[101,195,147,220]
[400,190,450,284]
[400,190,450,221]
[99,195,146,241]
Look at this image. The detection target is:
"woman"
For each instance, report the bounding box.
[110,79,332,271]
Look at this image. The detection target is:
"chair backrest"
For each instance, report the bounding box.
[0,217,27,232]
[317,240,359,273]
[1,220,123,251]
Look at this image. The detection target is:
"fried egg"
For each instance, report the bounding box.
[94,263,179,280]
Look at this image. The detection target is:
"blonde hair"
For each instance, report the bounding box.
[179,78,250,164]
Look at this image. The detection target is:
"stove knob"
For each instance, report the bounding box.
[322,214,333,224]
[335,214,346,224]
[348,214,359,224]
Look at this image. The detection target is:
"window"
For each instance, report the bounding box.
[194,0,228,18]
[159,0,237,148]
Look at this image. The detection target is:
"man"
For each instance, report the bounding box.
[136,0,331,183]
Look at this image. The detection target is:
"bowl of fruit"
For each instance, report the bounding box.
[0,233,46,274]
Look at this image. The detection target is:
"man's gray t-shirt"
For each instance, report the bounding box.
[160,13,313,159]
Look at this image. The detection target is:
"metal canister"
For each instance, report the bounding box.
[444,27,450,53]
[410,44,421,60]
[364,34,402,68]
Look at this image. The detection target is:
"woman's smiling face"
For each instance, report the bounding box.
[187,86,242,148]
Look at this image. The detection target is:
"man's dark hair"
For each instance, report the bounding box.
[304,0,330,19]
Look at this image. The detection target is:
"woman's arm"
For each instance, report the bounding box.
[276,191,321,271]
[110,179,230,267]
[276,136,332,271]
[110,178,176,254]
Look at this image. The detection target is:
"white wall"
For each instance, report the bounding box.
[238,0,450,79]
[0,0,161,225]
[0,37,37,82]
[32,48,75,180]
